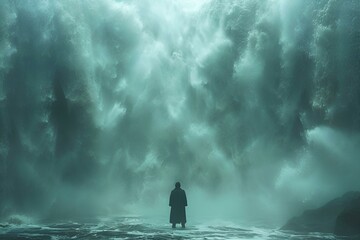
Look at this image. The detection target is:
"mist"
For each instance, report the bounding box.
[1,0,360,227]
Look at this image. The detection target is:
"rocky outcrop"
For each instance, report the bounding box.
[334,195,360,236]
[282,191,360,236]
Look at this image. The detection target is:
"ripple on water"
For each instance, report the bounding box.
[0,218,346,240]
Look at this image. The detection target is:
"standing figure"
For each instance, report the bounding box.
[169,182,187,228]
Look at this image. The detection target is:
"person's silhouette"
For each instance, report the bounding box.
[169,182,187,228]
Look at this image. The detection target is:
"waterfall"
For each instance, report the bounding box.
[1,0,359,224]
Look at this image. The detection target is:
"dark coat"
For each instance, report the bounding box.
[169,187,187,224]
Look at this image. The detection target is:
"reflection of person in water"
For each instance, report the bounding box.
[169,182,187,228]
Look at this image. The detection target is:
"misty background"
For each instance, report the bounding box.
[0,0,360,226]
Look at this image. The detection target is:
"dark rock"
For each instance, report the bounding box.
[282,191,360,233]
[334,196,360,236]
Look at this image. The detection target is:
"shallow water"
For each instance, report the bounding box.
[0,217,351,240]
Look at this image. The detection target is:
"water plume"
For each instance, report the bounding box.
[0,0,359,226]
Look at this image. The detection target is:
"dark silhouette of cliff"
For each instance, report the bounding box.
[282,191,360,236]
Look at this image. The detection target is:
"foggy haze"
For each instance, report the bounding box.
[1,0,360,227]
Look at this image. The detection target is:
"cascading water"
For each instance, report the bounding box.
[1,0,360,232]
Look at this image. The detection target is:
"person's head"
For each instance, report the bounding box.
[175,182,181,188]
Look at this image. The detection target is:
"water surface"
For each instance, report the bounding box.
[0,217,346,240]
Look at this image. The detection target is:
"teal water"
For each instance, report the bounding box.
[0,217,343,240]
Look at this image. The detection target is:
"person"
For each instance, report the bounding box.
[169,182,187,228]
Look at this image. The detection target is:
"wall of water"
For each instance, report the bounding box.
[0,0,359,224]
